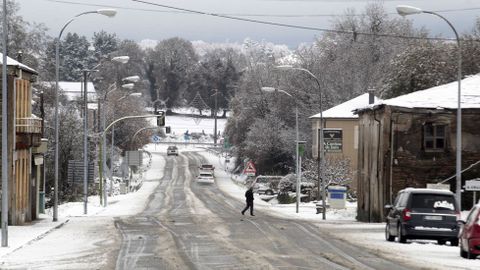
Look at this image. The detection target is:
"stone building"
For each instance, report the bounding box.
[356,75,480,222]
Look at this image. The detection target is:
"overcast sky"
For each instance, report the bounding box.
[15,0,480,47]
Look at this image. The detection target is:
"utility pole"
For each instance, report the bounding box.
[213,89,218,146]
[82,70,89,214]
[2,0,10,247]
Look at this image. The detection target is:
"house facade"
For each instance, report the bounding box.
[310,93,378,191]
[356,75,480,222]
[1,54,45,225]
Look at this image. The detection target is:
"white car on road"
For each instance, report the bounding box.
[197,171,215,184]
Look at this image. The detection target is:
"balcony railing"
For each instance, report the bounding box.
[16,117,42,134]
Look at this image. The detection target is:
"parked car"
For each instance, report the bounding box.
[385,188,460,245]
[199,164,215,172]
[197,171,214,184]
[252,175,283,195]
[459,203,480,259]
[167,146,178,156]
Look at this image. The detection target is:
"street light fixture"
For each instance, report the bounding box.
[261,86,302,213]
[275,65,326,220]
[101,78,140,206]
[54,8,116,222]
[2,0,9,247]
[82,55,129,215]
[396,5,463,209]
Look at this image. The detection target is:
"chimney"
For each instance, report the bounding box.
[16,51,23,63]
[368,87,375,104]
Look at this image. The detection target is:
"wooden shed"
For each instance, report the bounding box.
[356,75,480,222]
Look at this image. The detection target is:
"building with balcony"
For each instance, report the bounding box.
[1,53,45,225]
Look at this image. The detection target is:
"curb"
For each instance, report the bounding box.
[2,219,70,258]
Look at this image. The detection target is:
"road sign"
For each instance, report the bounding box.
[126,151,143,166]
[152,135,161,143]
[465,179,480,191]
[244,161,256,176]
[323,129,343,153]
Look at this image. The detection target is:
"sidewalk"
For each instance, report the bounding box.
[0,214,69,258]
[0,149,165,260]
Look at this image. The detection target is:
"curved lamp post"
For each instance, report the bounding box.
[54,9,116,222]
[275,65,326,220]
[396,5,463,209]
[261,87,302,213]
[101,80,139,207]
[83,55,128,215]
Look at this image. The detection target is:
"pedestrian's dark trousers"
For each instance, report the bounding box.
[242,201,254,215]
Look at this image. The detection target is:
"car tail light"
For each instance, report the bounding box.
[456,211,461,221]
[402,208,412,221]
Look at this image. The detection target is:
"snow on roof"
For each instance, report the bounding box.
[310,93,380,119]
[0,53,37,74]
[363,74,480,111]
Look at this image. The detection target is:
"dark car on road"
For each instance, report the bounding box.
[385,188,460,246]
[167,146,178,156]
[459,203,480,259]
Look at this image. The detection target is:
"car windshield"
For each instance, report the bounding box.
[410,194,456,213]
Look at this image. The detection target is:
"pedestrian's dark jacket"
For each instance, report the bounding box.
[245,188,254,202]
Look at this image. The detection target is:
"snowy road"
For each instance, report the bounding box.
[113,151,414,270]
[0,149,426,269]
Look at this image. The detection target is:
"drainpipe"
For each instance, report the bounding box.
[373,109,382,222]
[389,118,395,205]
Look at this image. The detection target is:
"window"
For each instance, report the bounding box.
[424,124,446,151]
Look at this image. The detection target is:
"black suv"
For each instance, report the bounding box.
[385,188,460,246]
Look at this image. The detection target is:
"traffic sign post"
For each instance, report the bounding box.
[244,161,256,177]
[465,179,480,207]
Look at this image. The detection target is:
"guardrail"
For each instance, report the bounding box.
[16,117,42,134]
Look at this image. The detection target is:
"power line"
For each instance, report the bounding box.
[46,0,480,17]
[131,0,456,42]
[45,0,480,42]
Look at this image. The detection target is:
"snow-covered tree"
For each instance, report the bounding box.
[0,0,49,69]
[146,37,198,110]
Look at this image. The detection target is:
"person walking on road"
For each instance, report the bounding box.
[241,187,255,216]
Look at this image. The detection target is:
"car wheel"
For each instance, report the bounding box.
[397,223,407,243]
[450,239,458,247]
[467,248,477,259]
[385,222,395,242]
[460,243,468,258]
[437,240,446,245]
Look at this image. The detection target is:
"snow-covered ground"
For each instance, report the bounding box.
[1,113,479,269]
[0,150,165,259]
[198,150,480,270]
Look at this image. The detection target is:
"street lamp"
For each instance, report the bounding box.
[396,5,463,208]
[101,79,140,206]
[275,65,326,220]
[109,91,142,192]
[261,86,302,213]
[2,0,9,247]
[82,55,128,215]
[54,8,116,222]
